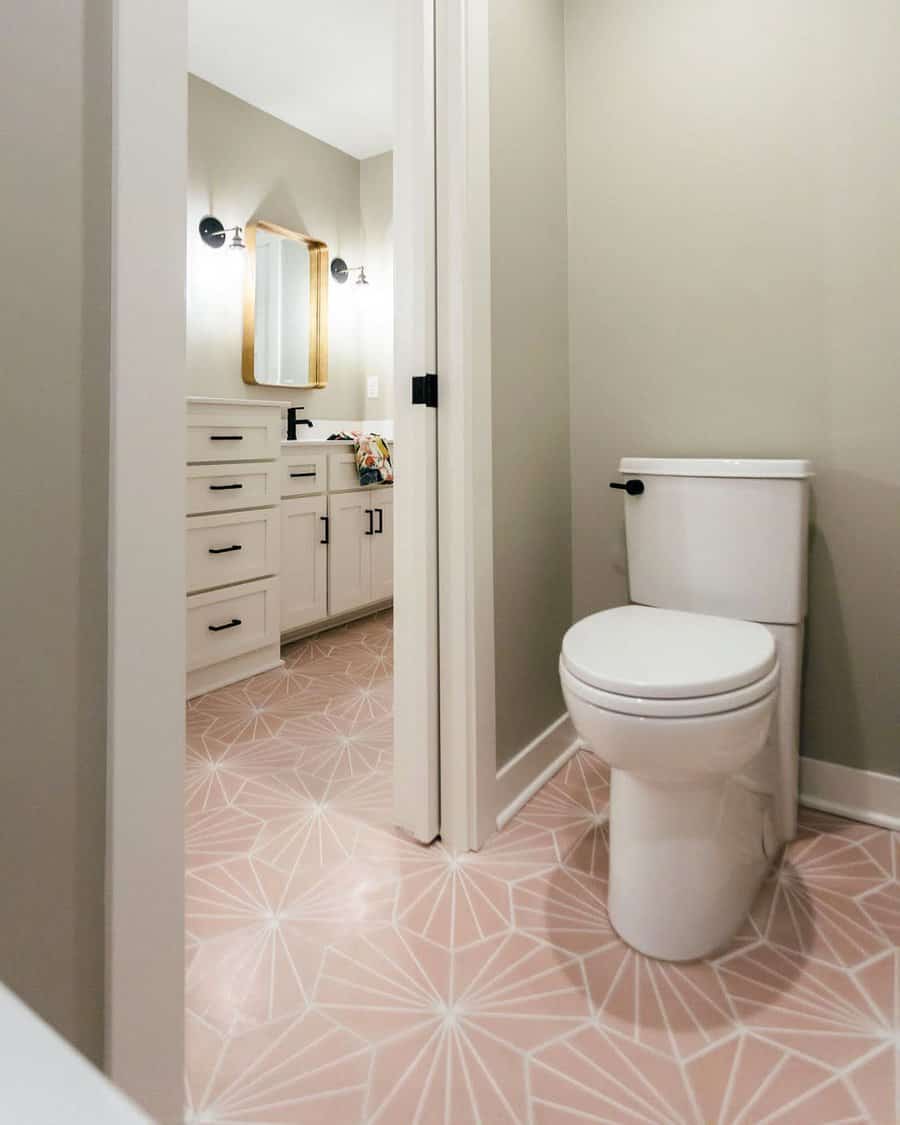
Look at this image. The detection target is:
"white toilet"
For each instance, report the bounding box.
[560,458,812,961]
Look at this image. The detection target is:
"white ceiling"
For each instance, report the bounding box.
[188,0,394,160]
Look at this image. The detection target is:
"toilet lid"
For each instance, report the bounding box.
[561,605,776,699]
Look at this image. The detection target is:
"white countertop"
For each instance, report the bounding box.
[282,419,394,446]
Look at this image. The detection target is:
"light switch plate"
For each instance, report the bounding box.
[367,376,379,399]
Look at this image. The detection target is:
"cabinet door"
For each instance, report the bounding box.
[328,492,372,616]
[281,495,328,632]
[369,490,394,603]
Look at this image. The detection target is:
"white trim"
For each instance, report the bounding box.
[496,717,580,830]
[800,757,900,831]
[436,0,498,852]
[280,599,393,644]
[106,1,186,1120]
[186,647,284,699]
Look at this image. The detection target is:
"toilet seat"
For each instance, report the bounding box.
[560,605,778,718]
[560,657,779,718]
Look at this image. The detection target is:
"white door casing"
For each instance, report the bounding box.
[434,0,498,851]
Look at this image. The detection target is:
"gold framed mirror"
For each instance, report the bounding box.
[242,220,329,388]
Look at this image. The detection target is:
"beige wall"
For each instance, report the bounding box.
[188,76,367,417]
[0,0,110,1063]
[566,0,900,776]
[490,0,572,768]
[360,152,395,421]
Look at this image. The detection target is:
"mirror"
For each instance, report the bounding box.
[242,220,329,388]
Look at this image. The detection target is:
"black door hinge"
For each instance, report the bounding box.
[412,372,438,408]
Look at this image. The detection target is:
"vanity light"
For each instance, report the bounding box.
[330,257,369,285]
[199,215,245,250]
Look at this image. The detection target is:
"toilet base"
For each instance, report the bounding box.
[607,767,774,961]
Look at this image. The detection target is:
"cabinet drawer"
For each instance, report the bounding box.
[281,451,327,497]
[187,578,279,671]
[327,449,361,491]
[186,463,279,515]
[186,509,279,594]
[187,403,281,463]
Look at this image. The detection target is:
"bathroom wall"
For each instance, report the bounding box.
[360,152,395,422]
[565,0,900,776]
[490,0,572,768]
[0,0,110,1064]
[188,75,367,416]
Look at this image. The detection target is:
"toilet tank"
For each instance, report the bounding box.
[620,458,812,625]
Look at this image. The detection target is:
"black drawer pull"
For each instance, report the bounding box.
[209,483,243,491]
[320,515,329,545]
[290,471,317,479]
[365,509,374,535]
[209,434,243,441]
[609,479,645,496]
[208,544,242,555]
[374,507,384,534]
[209,618,242,632]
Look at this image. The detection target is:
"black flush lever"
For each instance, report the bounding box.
[609,479,645,496]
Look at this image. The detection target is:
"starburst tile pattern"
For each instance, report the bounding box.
[185,609,898,1123]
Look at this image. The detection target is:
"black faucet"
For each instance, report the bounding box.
[286,406,314,441]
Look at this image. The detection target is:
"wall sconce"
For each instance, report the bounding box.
[199,215,245,250]
[330,257,368,285]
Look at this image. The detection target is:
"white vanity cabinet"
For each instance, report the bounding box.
[280,443,393,634]
[328,488,394,613]
[281,494,328,631]
[185,398,287,697]
[369,491,394,602]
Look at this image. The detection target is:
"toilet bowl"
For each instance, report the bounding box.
[561,605,780,961]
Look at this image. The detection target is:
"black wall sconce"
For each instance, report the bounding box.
[199,215,245,250]
[330,257,368,285]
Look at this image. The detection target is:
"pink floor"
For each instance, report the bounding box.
[185,611,899,1124]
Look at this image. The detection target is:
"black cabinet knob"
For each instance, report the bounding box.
[609,479,645,496]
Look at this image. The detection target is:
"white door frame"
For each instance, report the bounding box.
[106,3,186,1121]
[435,0,498,852]
[106,0,497,1117]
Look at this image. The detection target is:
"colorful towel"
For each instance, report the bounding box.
[328,431,394,486]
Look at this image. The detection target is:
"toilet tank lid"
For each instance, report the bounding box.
[619,457,814,479]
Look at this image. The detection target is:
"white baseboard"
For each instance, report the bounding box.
[496,715,580,829]
[800,757,900,832]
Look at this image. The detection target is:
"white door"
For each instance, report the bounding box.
[280,495,327,631]
[392,0,440,842]
[370,491,394,603]
[328,491,371,616]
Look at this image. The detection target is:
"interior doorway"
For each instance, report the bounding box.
[107,2,502,1116]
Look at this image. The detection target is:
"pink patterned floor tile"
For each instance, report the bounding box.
[279,711,392,780]
[184,611,898,1124]
[513,864,614,955]
[185,1008,370,1124]
[185,805,264,871]
[230,771,357,870]
[860,877,900,945]
[317,927,588,1124]
[584,943,738,1061]
[511,748,610,862]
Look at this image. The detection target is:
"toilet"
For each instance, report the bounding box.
[560,458,812,961]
